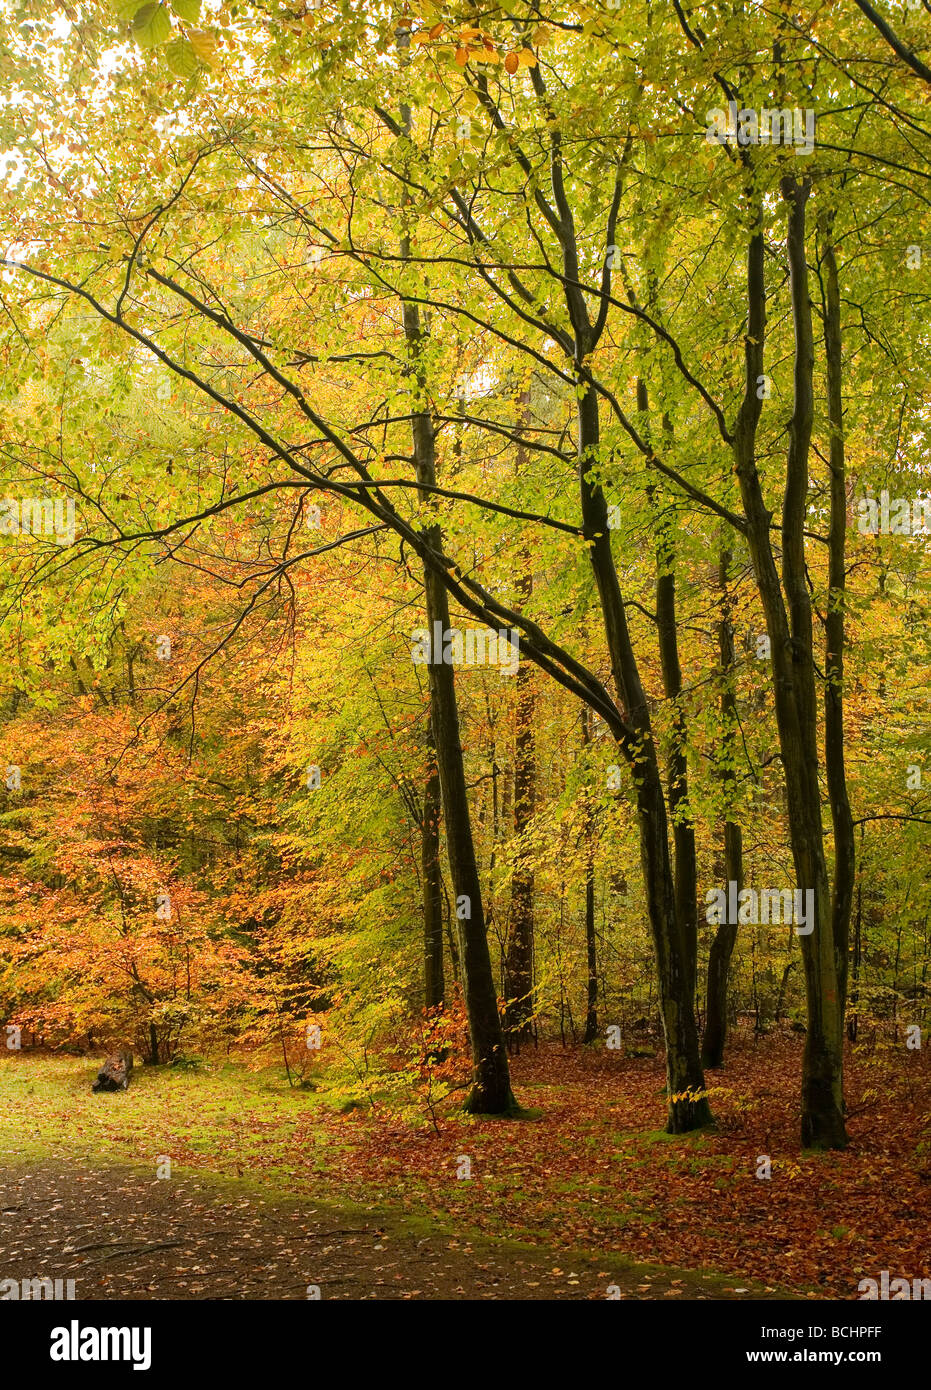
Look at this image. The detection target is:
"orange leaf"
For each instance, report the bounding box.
[504,51,518,74]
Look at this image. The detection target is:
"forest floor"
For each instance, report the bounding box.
[0,1037,927,1300]
[0,1160,780,1300]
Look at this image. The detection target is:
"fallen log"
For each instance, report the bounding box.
[91,1049,133,1092]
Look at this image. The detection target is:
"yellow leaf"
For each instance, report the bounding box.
[517,48,537,67]
[189,28,219,68]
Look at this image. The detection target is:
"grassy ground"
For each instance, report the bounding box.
[0,1052,339,1182]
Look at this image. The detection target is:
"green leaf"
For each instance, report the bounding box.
[169,0,201,22]
[112,0,147,20]
[166,35,199,78]
[132,3,172,48]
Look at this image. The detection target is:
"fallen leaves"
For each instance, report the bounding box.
[2,1039,928,1299]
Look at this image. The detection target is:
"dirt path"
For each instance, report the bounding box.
[0,1161,792,1300]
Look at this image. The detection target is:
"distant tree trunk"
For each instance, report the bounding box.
[775,960,796,1023]
[584,862,598,1043]
[703,546,743,1069]
[422,718,444,1008]
[704,824,742,1067]
[581,706,599,1043]
[504,564,535,1045]
[848,826,864,1042]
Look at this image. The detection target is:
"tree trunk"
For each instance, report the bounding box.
[646,394,698,1004]
[848,826,864,1042]
[419,533,514,1113]
[733,186,847,1147]
[577,381,711,1131]
[503,565,536,1043]
[422,718,444,1008]
[820,213,856,1024]
[783,179,847,1149]
[704,822,742,1068]
[401,305,514,1113]
[703,546,743,1069]
[581,705,599,1043]
[397,67,514,1114]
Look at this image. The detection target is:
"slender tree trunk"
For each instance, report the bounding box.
[820,214,856,1026]
[577,381,711,1131]
[775,960,796,1023]
[655,557,698,997]
[400,303,514,1113]
[704,822,743,1067]
[503,568,535,1043]
[412,407,514,1113]
[782,179,847,1148]
[422,718,444,1008]
[581,705,599,1043]
[703,546,743,1068]
[848,826,864,1042]
[645,392,699,1005]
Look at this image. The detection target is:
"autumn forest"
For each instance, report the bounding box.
[0,0,929,1327]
